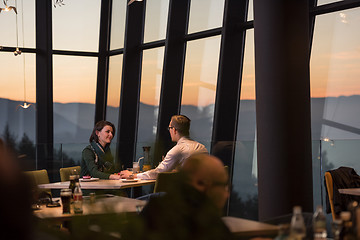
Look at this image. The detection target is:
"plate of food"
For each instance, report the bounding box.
[121,178,139,183]
[80,177,99,182]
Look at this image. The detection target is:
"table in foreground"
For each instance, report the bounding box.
[33,195,146,222]
[338,188,360,196]
[222,216,280,237]
[38,179,156,190]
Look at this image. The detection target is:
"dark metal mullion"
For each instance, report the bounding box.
[184,27,222,41]
[141,39,166,50]
[95,0,112,124]
[310,0,360,16]
[109,49,124,56]
[0,47,37,54]
[309,0,317,59]
[116,1,146,169]
[52,50,98,57]
[35,0,54,179]
[153,0,191,166]
[211,0,248,216]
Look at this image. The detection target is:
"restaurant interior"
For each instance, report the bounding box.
[1,0,360,239]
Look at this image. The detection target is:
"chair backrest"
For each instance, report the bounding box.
[325,171,337,220]
[24,169,51,196]
[153,172,179,193]
[59,166,81,182]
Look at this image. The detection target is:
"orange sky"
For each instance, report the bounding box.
[1,1,360,107]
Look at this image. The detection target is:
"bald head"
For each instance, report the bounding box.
[181,154,229,209]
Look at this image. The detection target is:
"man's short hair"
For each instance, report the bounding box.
[171,115,191,136]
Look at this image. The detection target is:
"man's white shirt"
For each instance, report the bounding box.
[137,137,208,180]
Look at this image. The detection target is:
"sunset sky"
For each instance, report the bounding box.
[1,0,360,107]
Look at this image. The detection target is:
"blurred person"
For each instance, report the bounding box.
[120,115,208,179]
[81,120,121,180]
[138,153,234,240]
[0,139,33,240]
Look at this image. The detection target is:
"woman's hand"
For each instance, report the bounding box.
[109,174,121,180]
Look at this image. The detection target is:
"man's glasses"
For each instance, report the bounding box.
[167,126,176,131]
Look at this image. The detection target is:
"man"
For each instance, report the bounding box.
[120,115,208,179]
[138,153,233,240]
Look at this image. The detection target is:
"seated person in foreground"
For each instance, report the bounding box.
[81,120,121,180]
[138,153,234,240]
[120,115,208,179]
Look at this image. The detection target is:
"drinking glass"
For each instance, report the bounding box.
[60,189,72,214]
[133,162,140,173]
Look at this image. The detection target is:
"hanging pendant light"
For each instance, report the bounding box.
[15,0,32,110]
[0,0,17,14]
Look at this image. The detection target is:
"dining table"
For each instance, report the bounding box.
[33,195,146,222]
[222,216,280,237]
[37,178,156,190]
[38,178,156,198]
[338,188,360,196]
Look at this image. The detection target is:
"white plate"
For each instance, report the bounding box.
[121,178,139,183]
[80,177,99,182]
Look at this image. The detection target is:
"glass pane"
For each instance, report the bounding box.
[247,0,253,21]
[181,36,221,148]
[53,55,97,144]
[188,0,225,34]
[53,0,101,51]
[136,47,164,162]
[0,0,35,48]
[310,8,360,141]
[311,7,360,222]
[317,0,343,6]
[0,52,36,169]
[110,0,127,50]
[143,0,169,43]
[230,30,258,219]
[106,55,123,132]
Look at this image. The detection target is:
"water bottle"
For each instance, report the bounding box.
[313,205,327,239]
[73,182,83,214]
[340,211,356,240]
[290,206,306,240]
[69,175,76,195]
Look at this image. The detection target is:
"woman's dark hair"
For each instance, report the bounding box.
[89,120,116,143]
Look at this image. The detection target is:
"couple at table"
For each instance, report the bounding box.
[81,115,208,180]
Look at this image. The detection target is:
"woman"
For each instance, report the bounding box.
[81,120,121,179]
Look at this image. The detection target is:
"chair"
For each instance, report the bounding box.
[153,172,179,193]
[59,166,81,182]
[325,171,337,220]
[24,169,51,196]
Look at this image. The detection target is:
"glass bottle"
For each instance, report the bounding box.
[73,182,83,214]
[347,201,358,238]
[313,205,327,239]
[340,211,355,240]
[69,175,76,195]
[275,224,290,240]
[290,206,306,240]
[142,146,151,171]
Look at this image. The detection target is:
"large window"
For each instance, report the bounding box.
[106,55,123,131]
[53,55,98,144]
[0,53,36,170]
[230,30,258,219]
[311,8,360,141]
[310,7,360,218]
[181,36,221,147]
